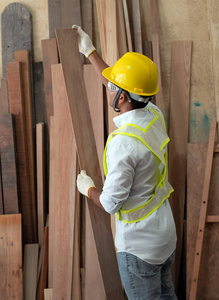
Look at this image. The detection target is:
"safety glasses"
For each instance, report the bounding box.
[107,81,120,92]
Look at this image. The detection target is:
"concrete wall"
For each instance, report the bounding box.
[0,0,218,142]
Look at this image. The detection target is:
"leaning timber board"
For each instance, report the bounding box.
[7,61,37,243]
[83,64,106,299]
[116,0,127,58]
[14,50,36,220]
[48,0,81,38]
[0,165,3,214]
[37,226,49,300]
[0,114,19,214]
[51,64,76,300]
[23,244,39,300]
[0,214,22,299]
[71,158,81,300]
[150,0,165,118]
[41,38,59,133]
[36,123,46,250]
[48,117,55,287]
[1,78,9,113]
[187,143,219,299]
[131,0,142,53]
[1,3,32,78]
[55,29,124,299]
[168,41,192,292]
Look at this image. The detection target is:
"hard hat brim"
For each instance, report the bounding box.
[102,66,159,96]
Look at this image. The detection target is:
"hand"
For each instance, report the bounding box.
[77,170,96,198]
[72,25,96,57]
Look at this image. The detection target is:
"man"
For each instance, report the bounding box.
[73,25,177,300]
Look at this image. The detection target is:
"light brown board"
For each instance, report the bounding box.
[71,158,81,300]
[168,41,192,292]
[51,64,76,300]
[116,0,127,58]
[0,214,22,299]
[150,0,165,118]
[7,61,37,243]
[122,0,133,52]
[36,123,46,250]
[44,289,53,300]
[55,29,124,299]
[187,143,219,299]
[48,116,54,287]
[41,39,59,133]
[131,0,142,53]
[0,114,19,214]
[23,244,39,300]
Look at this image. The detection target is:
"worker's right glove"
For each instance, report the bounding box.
[72,25,96,57]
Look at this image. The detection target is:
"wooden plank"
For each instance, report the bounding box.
[83,65,105,299]
[56,29,124,299]
[7,61,37,243]
[48,0,81,38]
[1,79,9,113]
[44,289,53,300]
[190,122,217,299]
[0,214,22,299]
[187,143,219,299]
[36,123,46,250]
[23,244,39,300]
[51,64,76,300]
[168,41,192,292]
[83,64,104,180]
[122,0,133,52]
[206,215,219,222]
[0,162,3,214]
[14,49,36,222]
[37,226,49,300]
[117,0,127,58]
[71,159,81,300]
[1,3,32,78]
[41,39,59,133]
[48,116,55,287]
[150,0,165,117]
[85,201,106,300]
[131,0,142,53]
[143,41,153,60]
[81,0,92,64]
[0,114,19,214]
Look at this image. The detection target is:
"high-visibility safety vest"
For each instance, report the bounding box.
[103,107,174,223]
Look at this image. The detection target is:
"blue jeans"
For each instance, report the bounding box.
[117,251,177,300]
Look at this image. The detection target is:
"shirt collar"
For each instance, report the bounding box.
[113,106,149,128]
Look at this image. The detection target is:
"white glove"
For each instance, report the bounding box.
[77,170,96,198]
[72,25,96,57]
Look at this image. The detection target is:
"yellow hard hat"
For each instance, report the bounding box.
[102,52,159,96]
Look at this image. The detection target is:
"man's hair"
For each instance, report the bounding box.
[130,99,148,109]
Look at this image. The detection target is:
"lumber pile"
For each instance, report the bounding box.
[0,1,218,300]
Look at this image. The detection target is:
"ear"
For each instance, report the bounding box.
[119,92,127,103]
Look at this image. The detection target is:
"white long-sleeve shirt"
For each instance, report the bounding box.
[99,102,177,264]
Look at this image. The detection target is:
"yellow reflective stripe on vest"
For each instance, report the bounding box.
[103,107,173,223]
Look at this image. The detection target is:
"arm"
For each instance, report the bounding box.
[88,51,109,87]
[88,187,105,211]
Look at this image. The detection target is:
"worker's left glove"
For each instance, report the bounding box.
[77,170,96,198]
[72,25,96,57]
